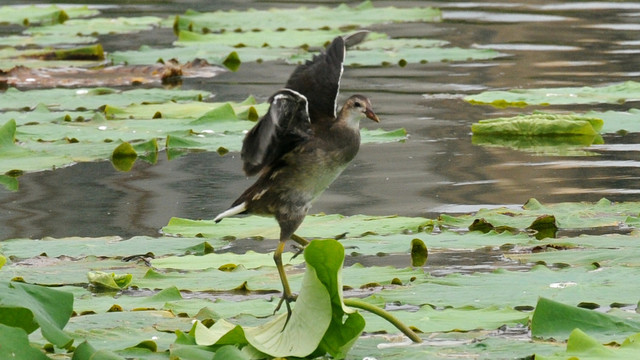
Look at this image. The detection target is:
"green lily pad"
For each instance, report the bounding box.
[532,297,640,341]
[362,305,529,334]
[536,329,640,360]
[373,264,640,310]
[471,113,606,155]
[72,341,125,360]
[587,108,640,134]
[438,198,640,231]
[0,5,98,26]
[182,239,365,358]
[0,281,74,349]
[0,236,226,259]
[465,81,640,107]
[173,1,441,33]
[0,43,106,71]
[151,251,305,270]
[25,16,164,37]
[0,34,96,47]
[58,310,192,354]
[109,43,244,67]
[163,214,431,240]
[343,46,503,66]
[0,87,210,111]
[472,113,604,136]
[175,29,388,48]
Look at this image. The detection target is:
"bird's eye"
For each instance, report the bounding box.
[354,101,362,108]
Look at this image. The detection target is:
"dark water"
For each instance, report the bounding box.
[2,1,640,240]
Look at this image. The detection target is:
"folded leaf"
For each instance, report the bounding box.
[472,113,604,136]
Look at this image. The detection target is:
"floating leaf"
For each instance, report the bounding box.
[0,281,73,349]
[187,239,364,358]
[163,214,431,240]
[26,16,164,37]
[531,297,640,342]
[535,329,640,360]
[469,112,605,157]
[0,5,93,26]
[465,81,640,107]
[173,1,441,33]
[72,341,124,360]
[472,113,604,136]
[0,324,49,360]
[0,87,211,111]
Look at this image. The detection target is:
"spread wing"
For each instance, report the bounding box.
[241,89,312,176]
[284,36,345,121]
[285,31,369,121]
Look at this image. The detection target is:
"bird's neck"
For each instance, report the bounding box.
[337,108,362,131]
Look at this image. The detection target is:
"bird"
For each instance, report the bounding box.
[214,32,379,321]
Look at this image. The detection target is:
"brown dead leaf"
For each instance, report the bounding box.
[0,58,225,88]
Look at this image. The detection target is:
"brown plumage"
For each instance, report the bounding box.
[214,33,379,321]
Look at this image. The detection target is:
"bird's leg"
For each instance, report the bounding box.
[272,215,305,329]
[291,233,309,246]
[273,239,297,328]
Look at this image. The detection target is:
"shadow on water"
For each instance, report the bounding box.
[2,1,640,256]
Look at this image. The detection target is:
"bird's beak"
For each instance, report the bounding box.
[365,108,380,123]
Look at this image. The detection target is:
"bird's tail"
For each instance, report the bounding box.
[213,202,247,223]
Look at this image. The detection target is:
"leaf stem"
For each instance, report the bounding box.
[343,298,422,343]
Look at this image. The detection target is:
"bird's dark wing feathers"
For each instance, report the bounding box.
[241,90,312,176]
[285,36,345,120]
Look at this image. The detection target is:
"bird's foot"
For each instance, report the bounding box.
[290,244,305,259]
[122,252,154,267]
[274,292,297,330]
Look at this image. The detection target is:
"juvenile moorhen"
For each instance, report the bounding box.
[214,33,379,319]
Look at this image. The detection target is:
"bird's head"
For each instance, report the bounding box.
[340,95,380,127]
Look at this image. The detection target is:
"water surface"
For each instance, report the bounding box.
[2,0,640,240]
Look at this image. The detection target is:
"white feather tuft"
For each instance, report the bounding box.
[214,202,247,223]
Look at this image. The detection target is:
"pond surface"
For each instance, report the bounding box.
[2,0,640,241]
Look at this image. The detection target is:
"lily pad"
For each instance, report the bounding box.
[536,329,640,360]
[471,113,604,136]
[465,81,640,107]
[0,87,211,111]
[172,1,441,33]
[532,297,640,342]
[182,239,365,358]
[0,5,98,26]
[163,214,432,240]
[25,16,164,37]
[471,113,605,155]
[0,281,73,349]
